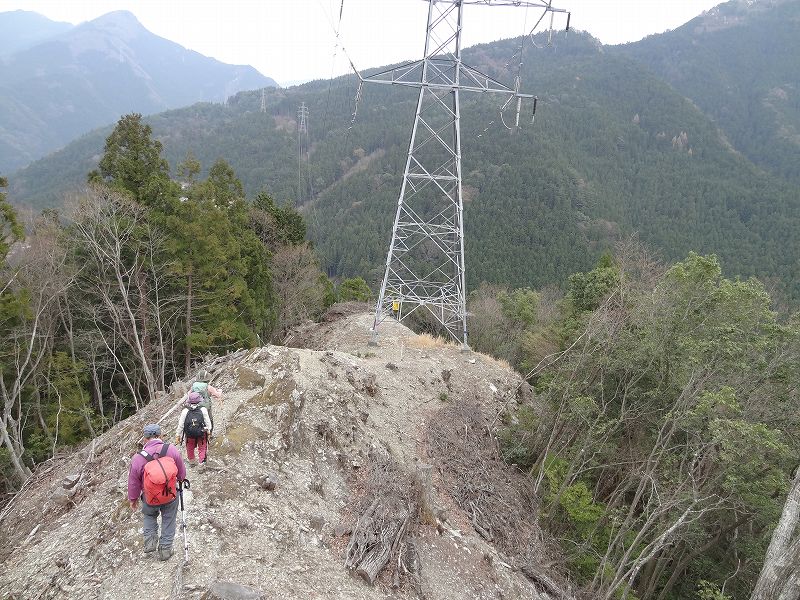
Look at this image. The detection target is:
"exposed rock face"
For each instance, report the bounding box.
[0,311,560,599]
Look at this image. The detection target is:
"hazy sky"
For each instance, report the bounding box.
[0,0,723,85]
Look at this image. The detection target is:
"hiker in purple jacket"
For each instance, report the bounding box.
[128,423,187,561]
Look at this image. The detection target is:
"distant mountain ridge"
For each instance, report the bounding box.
[0,10,72,56]
[0,10,277,174]
[6,0,800,302]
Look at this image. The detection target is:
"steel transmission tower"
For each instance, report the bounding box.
[362,0,567,348]
[297,102,310,205]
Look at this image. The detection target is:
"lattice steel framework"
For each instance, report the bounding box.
[297,102,310,204]
[364,0,567,348]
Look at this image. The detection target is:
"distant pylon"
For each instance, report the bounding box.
[297,102,310,205]
[359,1,569,349]
[261,89,267,113]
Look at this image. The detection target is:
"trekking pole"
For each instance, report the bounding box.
[178,479,191,563]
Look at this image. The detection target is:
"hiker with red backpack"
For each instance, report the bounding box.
[175,392,212,465]
[127,423,187,561]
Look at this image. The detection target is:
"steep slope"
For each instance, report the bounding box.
[0,10,277,174]
[618,0,800,184]
[0,310,564,599]
[0,10,72,56]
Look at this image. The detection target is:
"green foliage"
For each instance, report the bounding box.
[567,260,620,312]
[498,287,538,328]
[177,151,201,183]
[0,176,24,262]
[319,274,337,308]
[174,160,277,355]
[498,250,800,599]
[203,159,244,205]
[93,113,176,206]
[0,114,332,495]
[559,481,606,533]
[338,277,372,302]
[467,283,549,372]
[40,352,99,449]
[696,580,731,600]
[620,1,800,186]
[251,192,307,249]
[0,189,26,479]
[498,405,539,468]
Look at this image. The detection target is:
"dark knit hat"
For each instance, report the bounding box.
[143,423,161,437]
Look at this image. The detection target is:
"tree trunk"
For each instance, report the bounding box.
[0,416,31,481]
[355,511,409,585]
[185,269,193,374]
[778,566,800,600]
[751,467,800,600]
[32,387,53,445]
[136,268,153,388]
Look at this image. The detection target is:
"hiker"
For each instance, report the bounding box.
[175,391,212,465]
[127,423,186,561]
[186,369,222,433]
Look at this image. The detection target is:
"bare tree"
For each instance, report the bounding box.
[271,243,326,341]
[68,187,170,404]
[0,216,71,482]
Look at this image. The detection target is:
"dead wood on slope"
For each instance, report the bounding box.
[427,399,572,599]
[344,451,419,587]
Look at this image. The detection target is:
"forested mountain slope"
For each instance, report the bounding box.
[7,4,800,299]
[0,10,277,174]
[617,0,800,185]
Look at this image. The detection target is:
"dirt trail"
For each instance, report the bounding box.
[0,311,560,599]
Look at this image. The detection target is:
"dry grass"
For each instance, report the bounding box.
[408,333,452,349]
[474,351,513,372]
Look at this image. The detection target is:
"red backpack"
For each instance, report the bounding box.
[141,443,178,505]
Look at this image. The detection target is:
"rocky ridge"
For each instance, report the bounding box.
[0,310,563,599]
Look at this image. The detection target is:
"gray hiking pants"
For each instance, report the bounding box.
[142,497,178,549]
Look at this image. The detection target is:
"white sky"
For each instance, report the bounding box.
[0,0,722,85]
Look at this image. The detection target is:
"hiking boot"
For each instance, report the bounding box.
[143,535,157,554]
[158,546,174,561]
